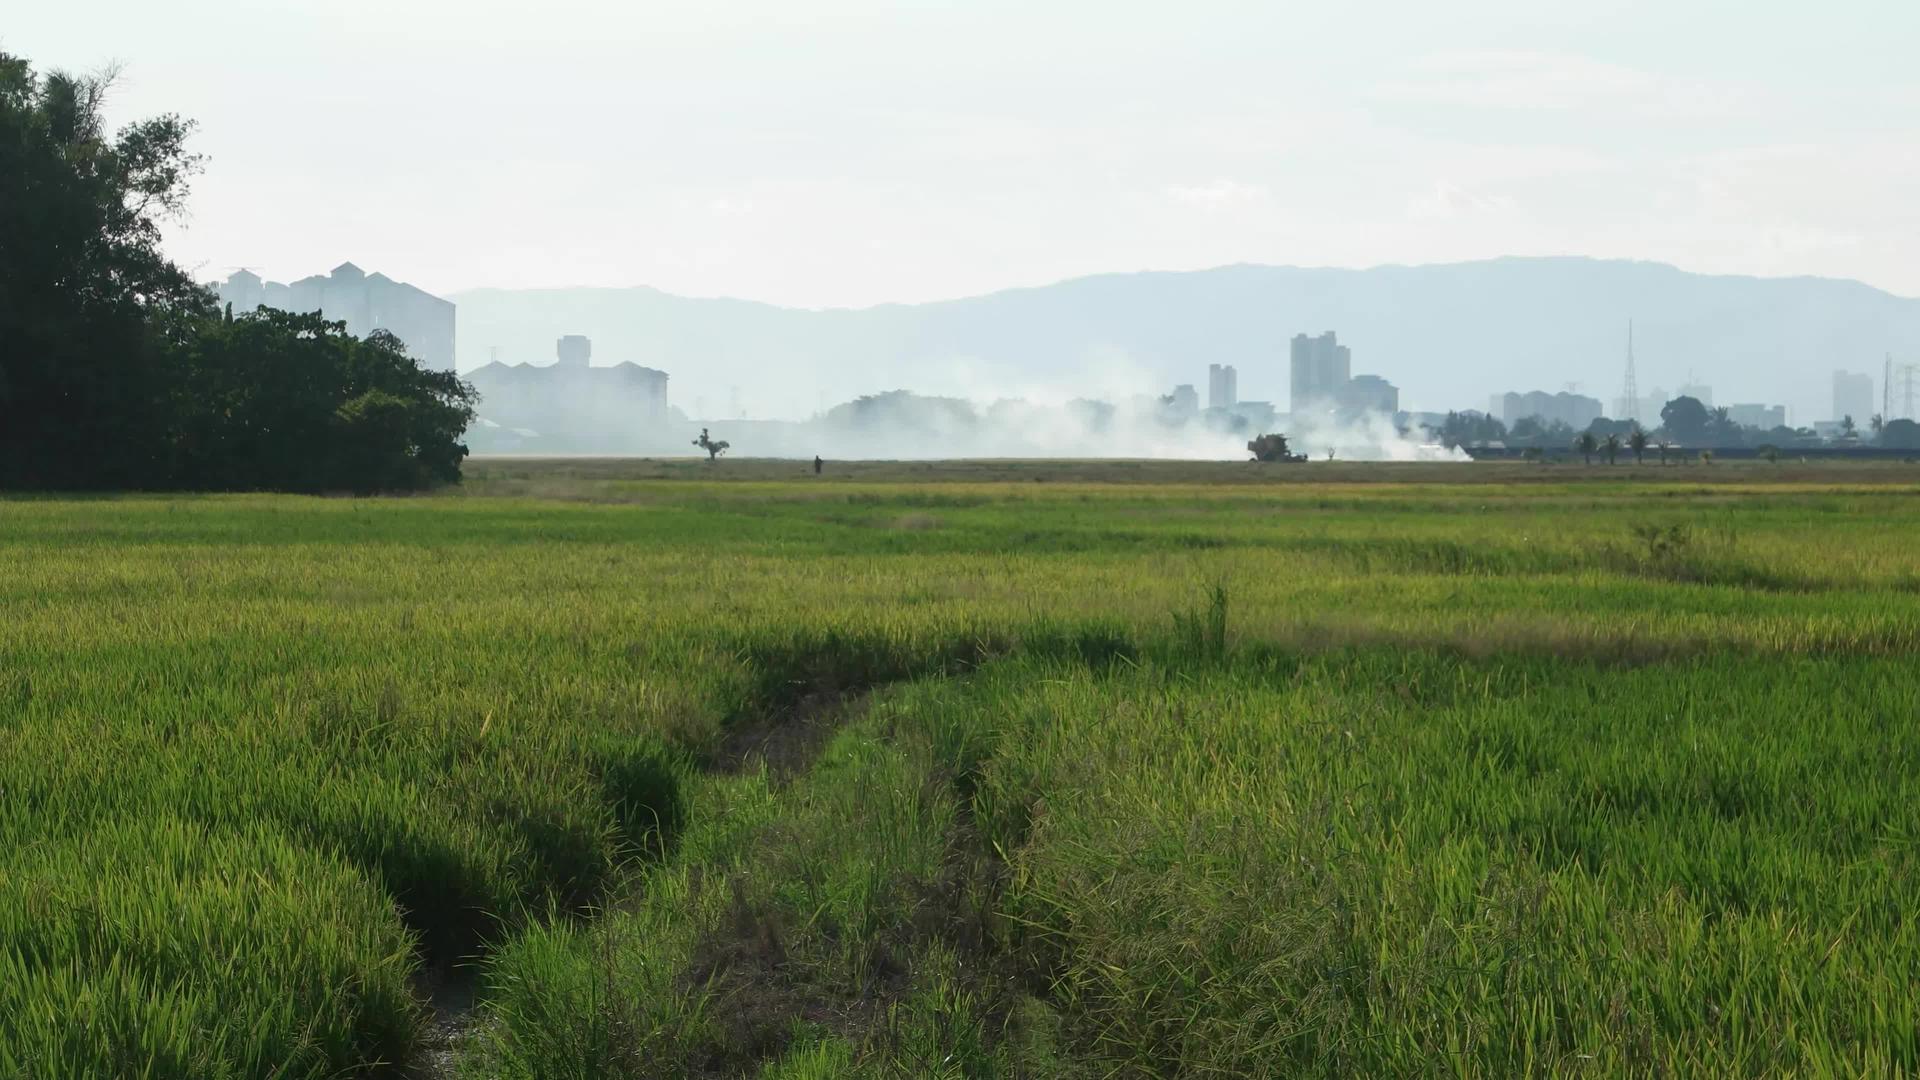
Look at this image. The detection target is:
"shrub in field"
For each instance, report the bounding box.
[1169,583,1229,662]
[693,428,731,461]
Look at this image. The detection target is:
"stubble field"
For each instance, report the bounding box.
[4,458,1918,1077]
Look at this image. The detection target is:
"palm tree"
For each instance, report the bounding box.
[1628,427,1649,464]
[1842,414,1858,441]
[1603,433,1622,465]
[1656,438,1673,465]
[1872,414,1886,439]
[1576,431,1598,465]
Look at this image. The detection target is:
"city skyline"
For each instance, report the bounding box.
[211,256,1905,426]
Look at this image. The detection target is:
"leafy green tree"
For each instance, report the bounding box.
[168,314,475,491]
[0,53,210,488]
[1575,431,1598,465]
[1879,418,1920,450]
[1659,396,1712,446]
[1603,432,1621,465]
[1628,427,1648,463]
[0,50,474,492]
[1432,411,1506,449]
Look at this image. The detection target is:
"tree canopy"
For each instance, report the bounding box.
[1658,396,1712,445]
[0,51,475,491]
[1880,418,1920,450]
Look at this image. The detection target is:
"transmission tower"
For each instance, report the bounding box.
[1901,362,1919,421]
[1622,319,1640,426]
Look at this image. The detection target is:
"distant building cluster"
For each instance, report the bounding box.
[1612,387,1668,421]
[1496,390,1602,430]
[464,335,671,451]
[217,263,455,371]
[1289,332,1399,417]
[1727,403,1786,429]
[1677,382,1714,408]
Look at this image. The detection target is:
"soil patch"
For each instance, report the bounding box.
[410,958,481,1078]
[713,688,858,783]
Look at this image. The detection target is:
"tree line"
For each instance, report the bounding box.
[0,52,476,492]
[1428,396,1920,455]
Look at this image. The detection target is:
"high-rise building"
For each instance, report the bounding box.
[1833,370,1875,423]
[556,335,592,368]
[1338,374,1399,415]
[1614,387,1668,422]
[1167,383,1200,419]
[1229,400,1276,430]
[464,334,671,451]
[1207,363,1238,410]
[1500,390,1603,430]
[1289,332,1350,414]
[216,262,456,371]
[1677,382,1714,407]
[1727,403,1786,430]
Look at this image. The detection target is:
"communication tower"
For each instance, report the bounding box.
[1622,320,1640,426]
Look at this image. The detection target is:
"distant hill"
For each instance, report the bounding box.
[451,258,1920,424]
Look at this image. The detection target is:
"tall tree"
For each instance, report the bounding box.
[1,50,476,492]
[0,54,211,487]
[1659,396,1712,446]
[1880,418,1920,450]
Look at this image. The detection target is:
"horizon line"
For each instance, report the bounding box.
[423,254,1915,312]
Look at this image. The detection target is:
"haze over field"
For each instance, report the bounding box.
[454,258,1920,424]
[14,1,1920,445]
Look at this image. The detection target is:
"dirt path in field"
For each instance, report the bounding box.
[411,960,481,1078]
[713,687,861,784]
[677,674,1030,1075]
[403,682,882,1076]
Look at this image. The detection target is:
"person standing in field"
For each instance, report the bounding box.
[813,455,823,475]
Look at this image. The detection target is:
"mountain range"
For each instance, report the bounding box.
[450,258,1920,425]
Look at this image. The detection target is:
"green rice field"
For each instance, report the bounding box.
[4,458,1919,1077]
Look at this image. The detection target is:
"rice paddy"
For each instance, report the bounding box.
[4,459,1918,1077]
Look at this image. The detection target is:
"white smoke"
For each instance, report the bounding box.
[467,340,1467,461]
[677,394,1465,462]
[1288,411,1469,462]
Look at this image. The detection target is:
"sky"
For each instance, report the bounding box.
[11,0,1920,308]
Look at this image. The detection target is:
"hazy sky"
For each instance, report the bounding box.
[13,1,1920,307]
